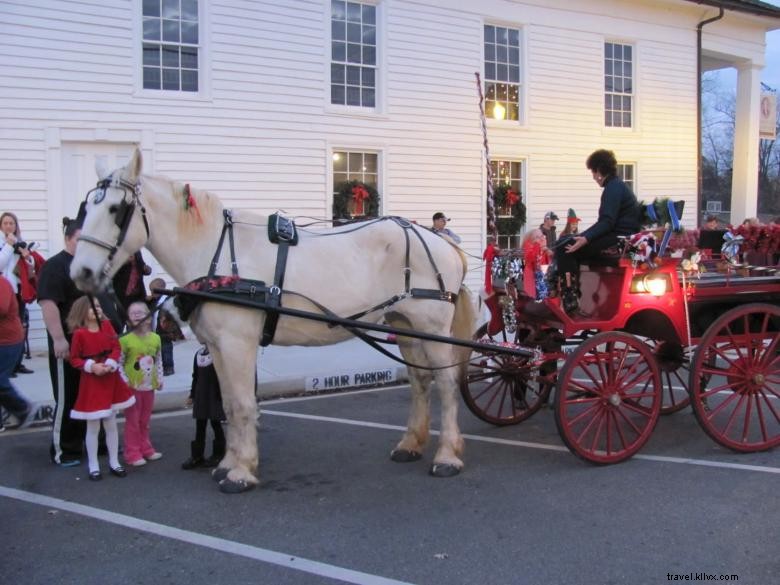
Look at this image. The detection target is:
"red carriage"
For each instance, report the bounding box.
[463,231,780,464]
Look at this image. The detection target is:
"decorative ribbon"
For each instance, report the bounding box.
[351,184,369,216]
[506,189,519,207]
[483,243,498,294]
[645,203,658,224]
[183,184,203,224]
[721,231,743,264]
[475,72,498,241]
[666,199,681,231]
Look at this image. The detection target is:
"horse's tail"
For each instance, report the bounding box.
[452,285,476,383]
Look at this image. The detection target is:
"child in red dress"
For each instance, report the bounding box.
[68,297,135,481]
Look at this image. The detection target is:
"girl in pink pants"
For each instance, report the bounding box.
[119,302,163,467]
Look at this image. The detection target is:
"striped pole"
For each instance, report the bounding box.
[475,72,498,242]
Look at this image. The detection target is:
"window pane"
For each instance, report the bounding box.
[362,46,375,65]
[346,86,361,105]
[333,152,347,172]
[485,63,495,80]
[362,88,375,107]
[605,43,613,58]
[508,29,520,46]
[162,0,179,19]
[624,45,632,59]
[509,66,519,83]
[143,67,161,89]
[346,2,361,22]
[181,21,198,44]
[332,41,346,61]
[163,19,179,42]
[362,67,375,87]
[496,27,507,44]
[362,4,375,25]
[497,64,507,81]
[181,0,198,20]
[143,0,160,17]
[331,84,346,104]
[347,22,361,42]
[484,25,495,42]
[162,45,179,67]
[162,68,179,90]
[484,43,495,61]
[347,43,361,63]
[143,43,160,66]
[623,112,631,126]
[346,65,360,85]
[181,46,197,68]
[363,154,377,173]
[332,63,345,84]
[363,25,375,45]
[332,0,346,19]
[143,17,160,40]
[332,20,345,41]
[181,69,198,91]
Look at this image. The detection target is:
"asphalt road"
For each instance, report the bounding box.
[2,384,777,585]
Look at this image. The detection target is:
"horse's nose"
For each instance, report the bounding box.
[73,266,95,290]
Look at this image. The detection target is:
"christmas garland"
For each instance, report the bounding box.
[333,181,381,220]
[493,184,527,234]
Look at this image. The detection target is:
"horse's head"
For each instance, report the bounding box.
[70,148,150,293]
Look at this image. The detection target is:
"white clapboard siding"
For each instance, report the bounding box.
[0,0,772,349]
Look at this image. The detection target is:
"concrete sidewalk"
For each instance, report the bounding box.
[5,337,408,426]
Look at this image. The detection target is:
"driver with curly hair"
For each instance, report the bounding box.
[554,149,640,314]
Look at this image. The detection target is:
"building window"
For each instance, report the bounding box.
[142,0,199,92]
[617,163,635,192]
[491,159,523,249]
[333,151,379,218]
[605,42,633,127]
[484,25,522,121]
[331,1,376,107]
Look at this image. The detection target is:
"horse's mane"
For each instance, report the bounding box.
[143,174,225,237]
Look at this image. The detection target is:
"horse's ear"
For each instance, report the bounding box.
[127,148,143,181]
[95,157,111,180]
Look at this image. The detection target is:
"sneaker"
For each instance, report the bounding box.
[15,365,34,374]
[146,452,163,461]
[57,458,81,468]
[128,458,147,467]
[17,403,39,430]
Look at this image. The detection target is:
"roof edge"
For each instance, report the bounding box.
[684,0,780,19]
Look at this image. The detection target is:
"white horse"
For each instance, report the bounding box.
[70,149,475,493]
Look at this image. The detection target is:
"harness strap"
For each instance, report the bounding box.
[260,240,291,346]
[209,209,235,277]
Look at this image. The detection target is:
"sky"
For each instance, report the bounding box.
[764,1,780,90]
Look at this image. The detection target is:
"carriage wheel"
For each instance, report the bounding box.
[689,303,780,453]
[460,324,553,426]
[554,331,661,464]
[645,338,691,414]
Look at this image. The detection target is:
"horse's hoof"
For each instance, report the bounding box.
[390,449,422,463]
[211,467,229,482]
[219,478,255,494]
[429,463,461,477]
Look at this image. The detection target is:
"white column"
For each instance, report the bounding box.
[730,63,762,222]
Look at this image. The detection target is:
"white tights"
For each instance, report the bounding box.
[85,413,120,473]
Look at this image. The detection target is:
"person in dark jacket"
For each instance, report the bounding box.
[554,149,640,314]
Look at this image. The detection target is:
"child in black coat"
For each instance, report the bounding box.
[181,345,226,469]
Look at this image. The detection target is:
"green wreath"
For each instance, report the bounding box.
[493,184,527,234]
[333,181,381,220]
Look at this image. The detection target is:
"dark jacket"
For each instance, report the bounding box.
[580,176,640,242]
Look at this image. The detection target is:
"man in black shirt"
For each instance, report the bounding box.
[37,218,121,466]
[554,149,640,314]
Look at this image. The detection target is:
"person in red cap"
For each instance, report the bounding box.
[539,211,558,248]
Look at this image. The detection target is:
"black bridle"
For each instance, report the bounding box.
[76,176,150,278]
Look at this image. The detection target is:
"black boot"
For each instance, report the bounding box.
[561,273,581,314]
[181,440,205,470]
[203,437,225,468]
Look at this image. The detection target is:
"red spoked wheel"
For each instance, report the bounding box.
[689,303,780,452]
[645,338,691,414]
[554,331,662,464]
[460,324,553,426]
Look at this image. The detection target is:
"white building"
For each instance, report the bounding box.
[1,0,778,349]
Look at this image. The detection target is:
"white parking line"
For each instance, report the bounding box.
[261,410,780,475]
[0,486,414,585]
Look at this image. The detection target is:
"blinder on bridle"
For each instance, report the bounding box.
[76,176,150,276]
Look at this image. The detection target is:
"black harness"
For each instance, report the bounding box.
[176,214,459,347]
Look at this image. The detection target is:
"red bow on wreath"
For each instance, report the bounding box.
[506,189,520,207]
[351,184,370,216]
